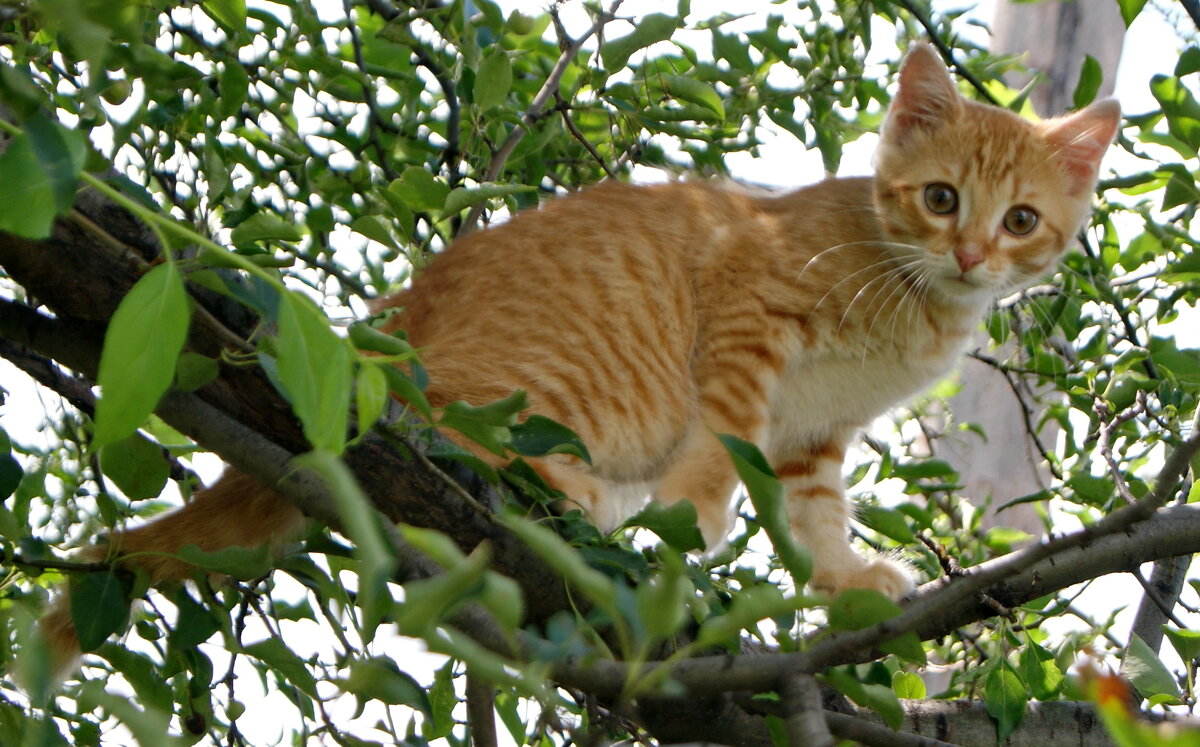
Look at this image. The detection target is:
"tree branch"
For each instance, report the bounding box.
[783,674,834,747]
[460,0,624,234]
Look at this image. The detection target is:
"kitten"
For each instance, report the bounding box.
[40,43,1119,664]
[387,43,1119,596]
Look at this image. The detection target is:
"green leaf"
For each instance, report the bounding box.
[389,167,450,213]
[1073,54,1103,109]
[828,589,925,664]
[1178,46,1200,77]
[174,352,219,392]
[170,588,222,649]
[393,546,490,636]
[474,50,512,110]
[1019,640,1064,700]
[438,391,528,456]
[97,644,173,715]
[859,505,915,543]
[694,584,799,648]
[892,670,926,699]
[1164,626,1200,664]
[70,570,133,652]
[242,637,318,697]
[718,434,811,583]
[1124,634,1182,701]
[663,76,724,118]
[296,450,396,643]
[1150,75,1200,156]
[500,514,617,614]
[712,29,754,72]
[1116,0,1149,26]
[601,13,678,70]
[99,432,170,500]
[340,657,432,714]
[0,133,61,238]
[24,111,86,214]
[825,667,903,729]
[348,323,415,357]
[442,183,537,215]
[230,212,302,244]
[509,414,591,463]
[890,459,956,480]
[175,543,274,579]
[202,0,246,31]
[985,661,1029,742]
[350,214,399,249]
[275,293,352,453]
[425,660,456,740]
[94,262,191,447]
[0,450,22,501]
[355,362,389,436]
[625,500,705,553]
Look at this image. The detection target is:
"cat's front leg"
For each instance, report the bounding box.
[776,435,914,600]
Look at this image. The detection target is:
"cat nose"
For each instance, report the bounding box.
[954,248,984,273]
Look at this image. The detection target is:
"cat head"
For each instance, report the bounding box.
[873,43,1121,307]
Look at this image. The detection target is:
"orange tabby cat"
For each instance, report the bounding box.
[40,43,1120,664]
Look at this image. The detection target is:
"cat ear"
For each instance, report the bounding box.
[884,42,962,141]
[1040,98,1122,196]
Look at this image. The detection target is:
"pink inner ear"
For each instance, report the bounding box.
[884,43,961,141]
[1042,99,1122,195]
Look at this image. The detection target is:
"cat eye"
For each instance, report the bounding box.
[923,183,958,215]
[1003,206,1039,236]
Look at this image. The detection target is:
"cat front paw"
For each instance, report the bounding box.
[810,555,915,600]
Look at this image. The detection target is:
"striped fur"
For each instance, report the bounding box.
[40,44,1120,668]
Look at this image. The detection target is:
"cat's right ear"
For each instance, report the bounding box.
[884,42,961,141]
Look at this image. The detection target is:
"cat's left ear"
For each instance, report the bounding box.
[1040,98,1122,196]
[884,42,962,142]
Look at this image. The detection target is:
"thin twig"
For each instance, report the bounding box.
[460,0,625,233]
[968,350,1064,480]
[892,0,998,105]
[555,93,617,179]
[466,669,499,747]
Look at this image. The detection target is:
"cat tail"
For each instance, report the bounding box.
[38,470,306,679]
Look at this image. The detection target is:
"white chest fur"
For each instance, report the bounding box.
[765,330,968,460]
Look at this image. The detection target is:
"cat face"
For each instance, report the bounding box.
[872,44,1121,307]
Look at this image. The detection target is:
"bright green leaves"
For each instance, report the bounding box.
[985,661,1029,743]
[0,114,86,238]
[337,657,432,716]
[276,293,353,454]
[825,666,904,729]
[70,570,134,652]
[601,13,678,71]
[828,589,925,665]
[1073,55,1104,109]
[718,434,811,583]
[661,76,725,119]
[1150,75,1200,158]
[1124,634,1183,705]
[201,0,246,32]
[93,262,191,448]
[99,433,170,500]
[474,50,512,111]
[1116,0,1149,27]
[438,392,590,464]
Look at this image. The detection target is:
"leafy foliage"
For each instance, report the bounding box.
[0,0,1197,745]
